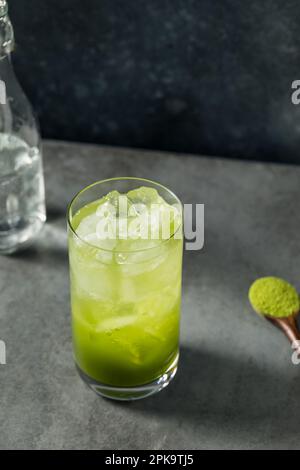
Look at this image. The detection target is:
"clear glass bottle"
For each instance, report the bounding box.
[0,0,46,254]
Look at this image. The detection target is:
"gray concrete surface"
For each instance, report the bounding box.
[0,141,300,449]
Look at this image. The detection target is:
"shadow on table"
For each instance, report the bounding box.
[126,346,300,430]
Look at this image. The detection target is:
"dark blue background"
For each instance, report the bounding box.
[8,0,300,163]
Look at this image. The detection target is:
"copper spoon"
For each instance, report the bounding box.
[265,314,300,344]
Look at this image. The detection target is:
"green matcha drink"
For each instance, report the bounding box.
[68,178,183,400]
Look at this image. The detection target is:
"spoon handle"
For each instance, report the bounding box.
[267,316,300,344]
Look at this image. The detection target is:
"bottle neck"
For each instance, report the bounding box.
[0,2,14,59]
[0,0,7,16]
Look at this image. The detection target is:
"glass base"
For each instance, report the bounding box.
[76,354,179,401]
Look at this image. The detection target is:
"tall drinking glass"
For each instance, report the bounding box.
[68,178,183,400]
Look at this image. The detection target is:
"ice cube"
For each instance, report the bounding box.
[76,213,98,239]
[127,187,165,206]
[127,186,181,241]
[97,314,136,333]
[76,210,118,253]
[96,190,129,218]
[127,210,150,240]
[74,187,181,266]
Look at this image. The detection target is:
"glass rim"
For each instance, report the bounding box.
[67,177,183,254]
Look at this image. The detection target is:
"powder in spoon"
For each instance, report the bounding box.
[248,276,299,318]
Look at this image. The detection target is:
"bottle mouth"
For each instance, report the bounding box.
[0,1,7,17]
